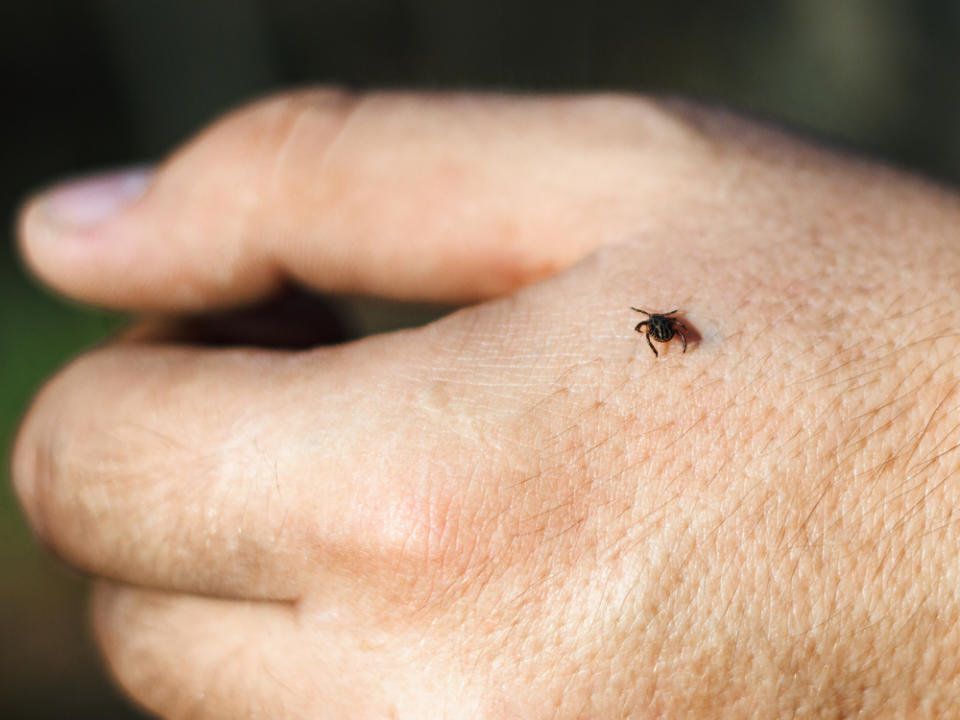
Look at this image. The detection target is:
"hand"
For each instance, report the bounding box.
[14,91,960,718]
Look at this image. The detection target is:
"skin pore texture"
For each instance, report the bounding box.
[13,91,960,718]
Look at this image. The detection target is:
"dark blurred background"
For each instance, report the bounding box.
[4,1,960,717]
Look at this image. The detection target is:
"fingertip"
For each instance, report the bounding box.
[16,168,158,307]
[18,167,154,258]
[9,383,49,546]
[16,194,50,284]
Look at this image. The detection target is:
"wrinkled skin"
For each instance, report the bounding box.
[13,91,960,718]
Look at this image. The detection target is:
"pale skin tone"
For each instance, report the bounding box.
[13,91,960,718]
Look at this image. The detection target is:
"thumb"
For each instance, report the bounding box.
[18,90,720,311]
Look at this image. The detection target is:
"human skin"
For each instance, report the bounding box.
[12,91,960,718]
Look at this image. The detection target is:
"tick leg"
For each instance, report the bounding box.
[646,333,659,357]
[678,329,687,353]
[631,307,652,317]
[635,321,650,333]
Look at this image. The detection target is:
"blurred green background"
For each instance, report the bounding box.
[4,1,960,717]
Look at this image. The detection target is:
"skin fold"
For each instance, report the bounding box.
[12,91,960,718]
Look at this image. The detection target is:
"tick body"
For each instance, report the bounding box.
[632,308,688,357]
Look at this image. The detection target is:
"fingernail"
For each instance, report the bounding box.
[42,167,153,229]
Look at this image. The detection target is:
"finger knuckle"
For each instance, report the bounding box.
[332,450,495,614]
[11,349,135,557]
[191,86,359,199]
[93,587,186,717]
[94,588,263,720]
[10,359,88,551]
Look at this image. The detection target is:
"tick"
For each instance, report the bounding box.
[632,308,688,357]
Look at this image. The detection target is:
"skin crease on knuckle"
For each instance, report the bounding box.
[16,98,960,719]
